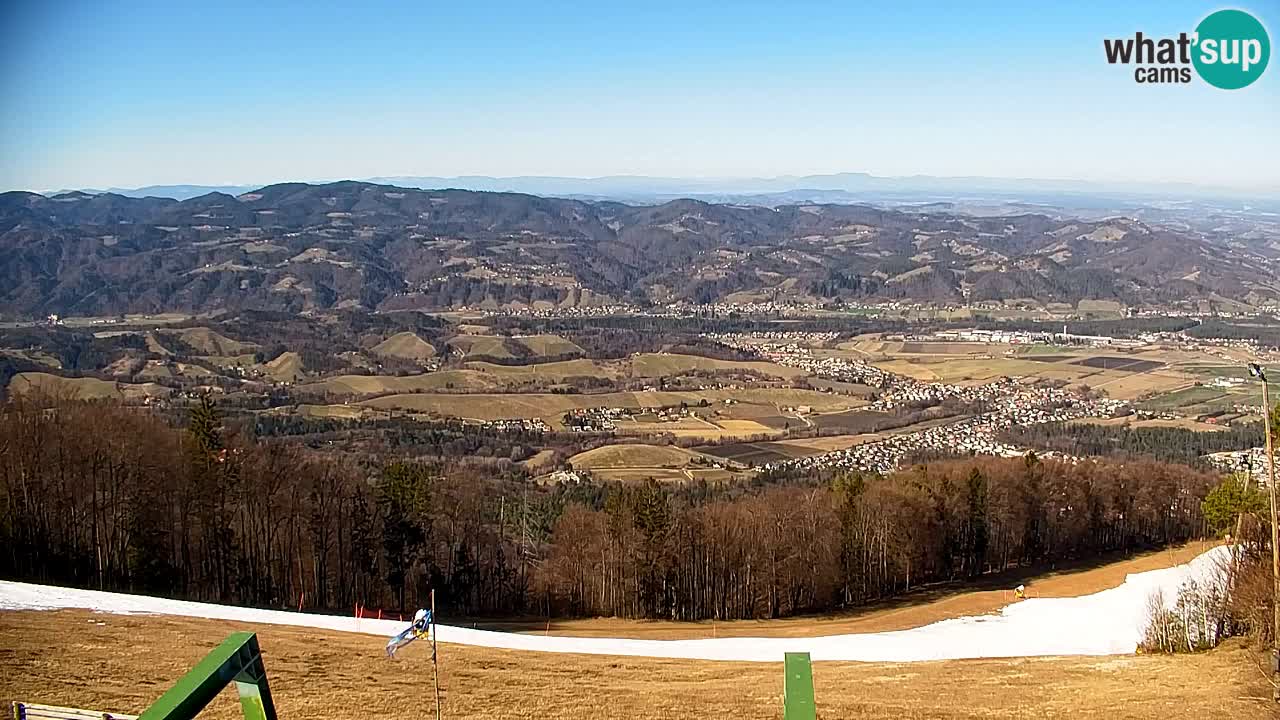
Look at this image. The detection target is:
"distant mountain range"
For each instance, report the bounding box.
[51,173,1280,210]
[60,184,261,201]
[2,181,1278,319]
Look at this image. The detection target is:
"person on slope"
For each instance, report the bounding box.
[385,608,432,658]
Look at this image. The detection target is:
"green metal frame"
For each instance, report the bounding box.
[783,652,815,720]
[137,632,277,720]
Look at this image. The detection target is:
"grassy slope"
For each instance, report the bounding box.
[1,601,1269,720]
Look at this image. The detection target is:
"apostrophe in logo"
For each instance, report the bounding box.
[1103,8,1270,89]
[1192,9,1269,89]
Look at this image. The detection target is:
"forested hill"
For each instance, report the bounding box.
[2,181,1278,317]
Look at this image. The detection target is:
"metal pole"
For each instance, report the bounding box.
[1262,378,1280,702]
[432,589,441,720]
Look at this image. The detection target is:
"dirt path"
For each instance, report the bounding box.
[0,610,1271,720]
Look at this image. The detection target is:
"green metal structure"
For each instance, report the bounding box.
[137,632,277,720]
[782,652,816,720]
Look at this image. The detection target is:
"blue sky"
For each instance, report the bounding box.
[0,0,1276,191]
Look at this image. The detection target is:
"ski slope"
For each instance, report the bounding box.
[0,545,1229,663]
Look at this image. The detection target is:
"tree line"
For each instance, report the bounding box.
[0,397,1218,622]
[999,421,1265,468]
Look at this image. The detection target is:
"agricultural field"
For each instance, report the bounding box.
[263,352,305,383]
[897,341,1006,355]
[7,372,176,403]
[1184,364,1258,379]
[290,404,369,420]
[447,334,516,360]
[1139,386,1233,411]
[630,353,807,379]
[695,433,884,465]
[8,371,124,400]
[0,348,62,368]
[199,353,260,369]
[613,415,784,441]
[569,443,703,470]
[578,467,694,482]
[1085,369,1196,401]
[1018,343,1073,356]
[299,370,504,396]
[696,442,798,465]
[352,388,864,427]
[771,432,884,453]
[1136,380,1274,418]
[446,334,584,361]
[1072,356,1163,372]
[865,353,1147,387]
[463,359,619,382]
[1076,298,1125,316]
[158,326,259,356]
[515,334,586,357]
[829,341,1252,403]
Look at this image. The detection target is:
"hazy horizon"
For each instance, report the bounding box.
[20,170,1280,201]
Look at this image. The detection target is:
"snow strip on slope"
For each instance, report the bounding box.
[0,545,1230,662]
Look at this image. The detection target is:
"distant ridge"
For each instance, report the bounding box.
[48,174,1278,206]
[48,184,259,201]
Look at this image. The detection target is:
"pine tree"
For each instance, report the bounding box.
[188,395,223,458]
[1201,474,1267,533]
[378,462,433,610]
[832,471,866,604]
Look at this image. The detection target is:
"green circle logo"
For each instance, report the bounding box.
[1192,9,1270,89]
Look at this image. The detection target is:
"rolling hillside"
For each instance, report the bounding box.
[3,182,1277,318]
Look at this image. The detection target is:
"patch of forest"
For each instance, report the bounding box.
[999,421,1264,467]
[0,397,1218,622]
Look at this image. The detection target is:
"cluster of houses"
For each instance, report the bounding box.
[562,407,626,432]
[709,332,895,388]
[494,303,645,319]
[473,418,550,433]
[1204,448,1275,488]
[767,378,1130,476]
[561,404,699,432]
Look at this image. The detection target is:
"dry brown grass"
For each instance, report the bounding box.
[463,359,616,381]
[447,335,514,360]
[7,372,122,400]
[569,444,698,470]
[514,334,585,357]
[300,370,502,396]
[370,332,437,361]
[0,609,1271,720]
[629,354,807,380]
[159,327,258,356]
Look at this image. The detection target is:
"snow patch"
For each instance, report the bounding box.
[0,546,1229,663]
